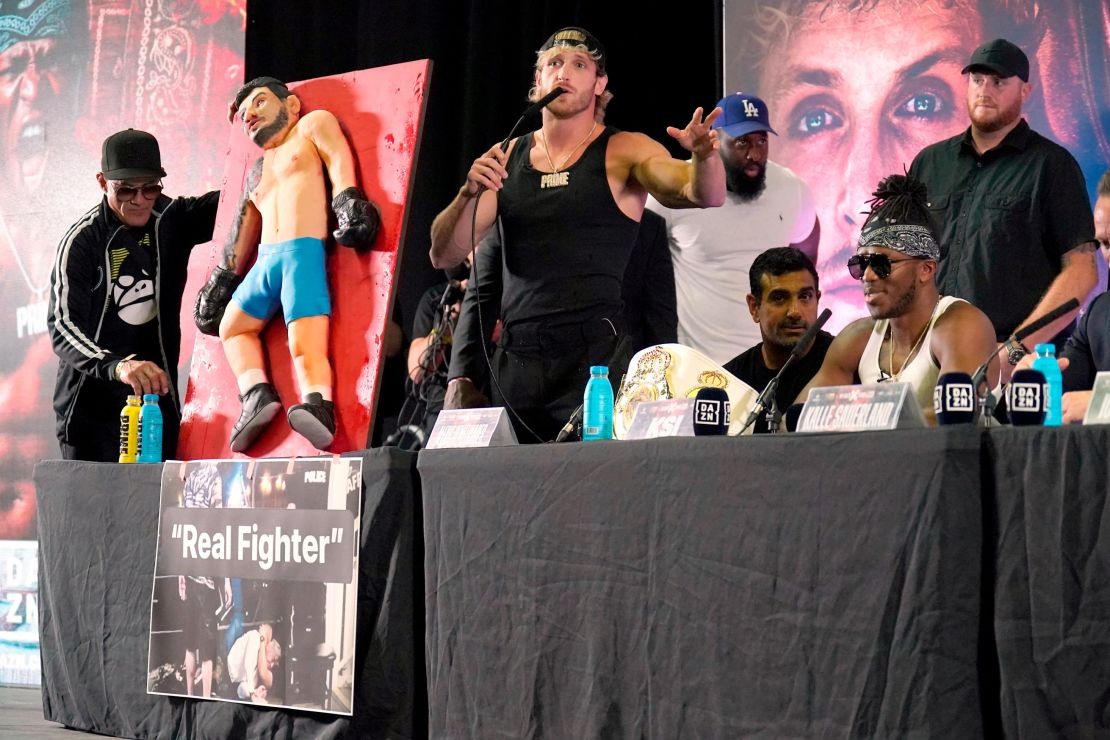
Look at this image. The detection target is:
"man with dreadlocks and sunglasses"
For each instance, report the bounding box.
[796,173,996,425]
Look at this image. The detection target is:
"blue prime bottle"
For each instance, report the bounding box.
[582,366,614,441]
[1032,343,1063,427]
[137,394,164,463]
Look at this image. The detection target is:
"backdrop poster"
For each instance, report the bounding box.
[724,1,1110,333]
[0,0,245,686]
[147,457,362,715]
[0,540,38,686]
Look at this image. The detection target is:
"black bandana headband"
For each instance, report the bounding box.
[858,223,940,260]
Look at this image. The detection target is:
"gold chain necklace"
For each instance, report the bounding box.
[887,300,939,380]
[539,122,597,173]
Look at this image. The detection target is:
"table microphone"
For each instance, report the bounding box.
[692,386,730,436]
[970,297,1081,424]
[933,372,976,425]
[740,308,832,434]
[1012,297,1080,345]
[783,403,805,432]
[1005,368,1047,426]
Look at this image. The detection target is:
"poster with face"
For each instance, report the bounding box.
[0,0,244,545]
[0,0,244,687]
[724,1,1107,332]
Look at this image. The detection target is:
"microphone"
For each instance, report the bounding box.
[1005,368,1047,426]
[555,403,583,443]
[740,308,832,434]
[932,372,976,425]
[1013,298,1080,345]
[783,403,805,433]
[500,87,565,151]
[970,297,1081,424]
[439,280,465,307]
[692,386,730,436]
[554,332,634,442]
[523,87,566,117]
[789,308,833,362]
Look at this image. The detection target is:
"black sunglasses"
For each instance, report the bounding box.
[847,253,920,280]
[112,182,164,201]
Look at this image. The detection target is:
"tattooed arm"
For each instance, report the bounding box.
[194,159,264,336]
[222,158,264,273]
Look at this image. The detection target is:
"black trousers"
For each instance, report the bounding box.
[491,326,625,443]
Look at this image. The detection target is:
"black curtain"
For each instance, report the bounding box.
[245,0,722,333]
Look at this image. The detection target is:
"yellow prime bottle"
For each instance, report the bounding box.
[119,395,141,463]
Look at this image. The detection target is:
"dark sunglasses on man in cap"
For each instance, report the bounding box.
[110,181,164,201]
[847,253,922,280]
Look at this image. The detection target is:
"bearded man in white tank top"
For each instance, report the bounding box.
[796,174,997,425]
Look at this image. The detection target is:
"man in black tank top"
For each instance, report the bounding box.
[429,26,726,442]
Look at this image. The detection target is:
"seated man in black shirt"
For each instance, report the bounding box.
[723,247,832,433]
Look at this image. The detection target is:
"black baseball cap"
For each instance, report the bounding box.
[539,26,606,74]
[962,38,1029,82]
[101,129,167,180]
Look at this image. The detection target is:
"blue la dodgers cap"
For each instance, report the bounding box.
[712,92,777,138]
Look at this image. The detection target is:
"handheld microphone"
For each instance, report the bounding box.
[1013,298,1080,345]
[1005,368,1047,426]
[933,372,976,425]
[740,308,832,434]
[692,386,730,436]
[500,87,565,151]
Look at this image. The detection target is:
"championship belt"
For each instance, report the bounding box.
[614,344,759,438]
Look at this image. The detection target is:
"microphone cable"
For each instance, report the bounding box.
[458,89,568,443]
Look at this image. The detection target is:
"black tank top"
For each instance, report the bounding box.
[497,125,640,330]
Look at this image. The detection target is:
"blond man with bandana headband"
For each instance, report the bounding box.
[797,174,996,425]
[429,26,725,441]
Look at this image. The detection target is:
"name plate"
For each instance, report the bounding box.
[426,408,519,449]
[626,399,696,439]
[1083,371,1110,425]
[796,383,926,433]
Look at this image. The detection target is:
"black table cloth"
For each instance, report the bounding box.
[420,428,985,738]
[988,424,1110,738]
[35,447,424,740]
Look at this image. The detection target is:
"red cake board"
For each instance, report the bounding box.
[179,60,431,458]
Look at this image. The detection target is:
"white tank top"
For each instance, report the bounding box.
[858,295,965,423]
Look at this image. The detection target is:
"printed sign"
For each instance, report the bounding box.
[797,383,926,433]
[147,458,362,715]
[1083,372,1110,425]
[625,399,697,439]
[426,408,519,448]
[0,541,38,686]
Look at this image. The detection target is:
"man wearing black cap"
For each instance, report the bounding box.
[48,128,219,461]
[429,26,724,441]
[909,38,1097,378]
[647,92,818,364]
